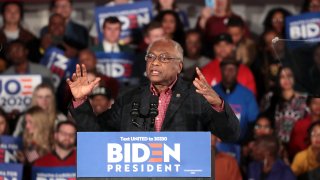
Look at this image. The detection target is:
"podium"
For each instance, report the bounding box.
[77,132,212,179]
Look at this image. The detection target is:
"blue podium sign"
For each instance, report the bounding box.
[77,132,211,178]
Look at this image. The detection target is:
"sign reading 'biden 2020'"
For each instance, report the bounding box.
[286,12,320,43]
[77,132,211,177]
[94,0,153,42]
[0,75,42,113]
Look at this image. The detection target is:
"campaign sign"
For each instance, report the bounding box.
[286,12,320,48]
[77,132,211,178]
[0,163,23,180]
[94,1,153,42]
[0,75,42,113]
[40,47,77,88]
[95,52,134,81]
[31,166,76,180]
[0,136,23,163]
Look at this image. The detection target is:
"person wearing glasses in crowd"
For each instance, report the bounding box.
[241,114,274,177]
[291,121,320,178]
[67,38,240,145]
[33,121,76,167]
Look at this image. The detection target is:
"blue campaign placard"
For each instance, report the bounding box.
[0,135,23,163]
[31,166,76,180]
[94,1,153,42]
[285,12,320,48]
[77,132,211,178]
[40,47,77,88]
[0,75,42,113]
[0,163,23,180]
[95,51,135,81]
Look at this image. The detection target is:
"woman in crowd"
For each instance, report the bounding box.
[241,114,274,176]
[154,10,186,48]
[0,108,10,135]
[260,66,307,144]
[291,121,320,178]
[263,8,291,37]
[251,28,284,101]
[153,0,188,28]
[198,0,249,42]
[13,83,67,137]
[18,106,53,163]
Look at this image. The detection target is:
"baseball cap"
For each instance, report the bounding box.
[90,86,112,99]
[213,33,233,45]
[220,57,240,68]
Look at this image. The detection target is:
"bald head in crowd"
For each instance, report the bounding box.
[78,49,97,72]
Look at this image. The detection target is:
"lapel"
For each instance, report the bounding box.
[161,78,190,130]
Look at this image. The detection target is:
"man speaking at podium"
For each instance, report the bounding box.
[67,38,239,142]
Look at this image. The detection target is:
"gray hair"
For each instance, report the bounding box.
[146,38,184,61]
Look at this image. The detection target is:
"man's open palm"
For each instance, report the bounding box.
[66,64,101,100]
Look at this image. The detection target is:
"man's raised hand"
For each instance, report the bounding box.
[66,64,100,101]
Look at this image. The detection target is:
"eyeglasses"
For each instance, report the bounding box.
[254,124,271,130]
[36,95,52,100]
[58,131,75,138]
[145,53,181,63]
[311,132,320,138]
[272,18,284,24]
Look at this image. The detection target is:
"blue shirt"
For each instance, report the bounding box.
[213,83,259,141]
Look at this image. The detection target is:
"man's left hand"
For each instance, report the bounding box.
[193,67,222,106]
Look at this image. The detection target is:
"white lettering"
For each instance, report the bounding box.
[108,143,123,163]
[163,144,180,162]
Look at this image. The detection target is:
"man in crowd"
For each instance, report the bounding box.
[248,135,296,179]
[91,16,132,54]
[213,57,258,162]
[33,121,76,167]
[89,85,114,115]
[201,33,256,95]
[213,57,259,142]
[41,0,88,49]
[227,17,256,66]
[3,40,52,85]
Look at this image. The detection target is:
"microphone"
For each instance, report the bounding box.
[271,36,317,44]
[131,102,144,128]
[149,95,159,130]
[271,36,317,64]
[271,37,279,44]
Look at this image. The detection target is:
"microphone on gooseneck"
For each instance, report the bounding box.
[149,95,159,130]
[271,36,317,65]
[131,102,143,128]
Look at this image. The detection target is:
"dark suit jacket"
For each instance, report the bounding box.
[41,20,89,48]
[69,77,240,142]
